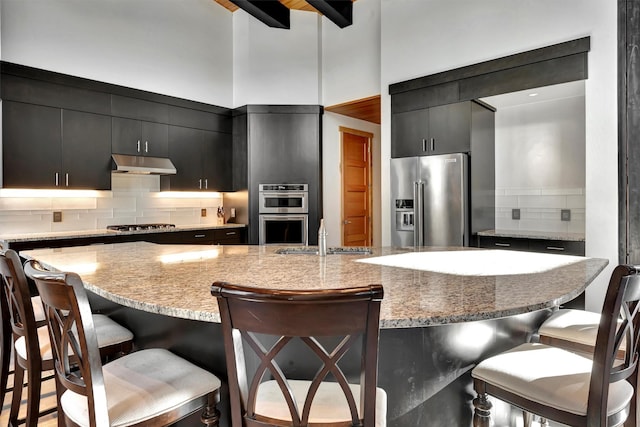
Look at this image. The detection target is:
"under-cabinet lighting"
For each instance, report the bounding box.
[155,192,222,199]
[159,248,220,264]
[0,189,102,198]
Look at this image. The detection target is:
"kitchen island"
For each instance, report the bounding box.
[21,242,608,427]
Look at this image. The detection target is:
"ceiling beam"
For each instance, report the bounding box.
[306,0,353,28]
[229,0,290,29]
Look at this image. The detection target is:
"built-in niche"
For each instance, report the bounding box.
[481,81,586,234]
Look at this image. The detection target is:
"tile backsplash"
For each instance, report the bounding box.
[495,187,585,234]
[0,174,223,235]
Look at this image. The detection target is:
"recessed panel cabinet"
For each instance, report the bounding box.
[392,101,487,158]
[2,101,111,189]
[111,117,168,157]
[160,126,231,191]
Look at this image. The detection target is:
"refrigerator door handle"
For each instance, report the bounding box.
[414,181,424,247]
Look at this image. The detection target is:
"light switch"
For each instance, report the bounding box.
[53,211,62,223]
[561,209,571,221]
[512,209,520,220]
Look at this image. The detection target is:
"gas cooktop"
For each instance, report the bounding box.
[107,223,176,232]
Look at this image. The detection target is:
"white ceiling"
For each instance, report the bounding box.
[480,80,585,109]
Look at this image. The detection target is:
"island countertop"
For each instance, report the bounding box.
[20,242,608,329]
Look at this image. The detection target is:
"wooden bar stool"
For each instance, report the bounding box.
[212,281,386,427]
[471,264,640,427]
[1,249,134,426]
[25,258,222,427]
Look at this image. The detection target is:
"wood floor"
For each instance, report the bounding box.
[0,365,58,427]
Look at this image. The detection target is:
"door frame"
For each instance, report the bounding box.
[339,126,373,246]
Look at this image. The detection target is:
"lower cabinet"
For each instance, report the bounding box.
[477,235,586,308]
[142,228,244,245]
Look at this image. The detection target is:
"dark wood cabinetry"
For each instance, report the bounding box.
[161,126,231,191]
[391,101,493,158]
[2,101,111,189]
[111,117,169,157]
[233,105,323,245]
[1,62,233,192]
[144,228,243,245]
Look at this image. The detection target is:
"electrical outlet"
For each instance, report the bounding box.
[201,208,207,217]
[561,209,571,221]
[512,208,520,220]
[53,211,62,223]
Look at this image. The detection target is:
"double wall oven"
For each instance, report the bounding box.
[259,184,308,245]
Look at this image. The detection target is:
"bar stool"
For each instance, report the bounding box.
[212,281,387,427]
[25,259,222,427]
[471,264,640,427]
[1,249,134,426]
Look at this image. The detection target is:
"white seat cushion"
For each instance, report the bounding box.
[538,309,622,347]
[472,343,633,417]
[61,348,221,427]
[255,379,387,427]
[14,314,132,361]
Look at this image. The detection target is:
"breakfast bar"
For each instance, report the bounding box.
[20,242,608,427]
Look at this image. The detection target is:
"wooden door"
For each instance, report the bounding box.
[341,127,372,246]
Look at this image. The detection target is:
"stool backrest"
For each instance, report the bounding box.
[212,282,384,427]
[0,250,42,365]
[24,259,110,427]
[589,264,640,425]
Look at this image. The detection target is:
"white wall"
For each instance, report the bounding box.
[321,0,381,106]
[495,95,586,233]
[232,9,321,106]
[1,0,233,106]
[380,0,617,311]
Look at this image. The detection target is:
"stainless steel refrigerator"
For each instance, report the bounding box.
[391,153,469,247]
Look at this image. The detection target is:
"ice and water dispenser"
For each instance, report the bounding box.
[394,199,414,232]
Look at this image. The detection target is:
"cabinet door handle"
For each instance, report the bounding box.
[226,231,237,236]
[145,141,149,153]
[430,138,435,151]
[137,140,141,153]
[494,242,511,247]
[65,173,69,187]
[204,179,208,190]
[422,139,427,152]
[55,172,59,187]
[194,234,206,238]
[199,179,202,190]
[546,246,565,251]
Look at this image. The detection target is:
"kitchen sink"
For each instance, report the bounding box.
[274,247,373,255]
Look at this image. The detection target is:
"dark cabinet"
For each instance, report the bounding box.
[142,228,244,245]
[111,117,168,157]
[2,101,111,189]
[61,110,112,190]
[161,126,231,191]
[391,101,489,158]
[477,235,585,256]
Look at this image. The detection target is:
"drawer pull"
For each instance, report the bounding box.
[494,243,511,247]
[546,246,565,251]
[226,231,237,236]
[194,234,206,238]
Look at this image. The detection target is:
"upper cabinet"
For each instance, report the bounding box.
[160,126,231,192]
[391,101,491,158]
[111,117,169,157]
[1,62,233,191]
[2,101,111,189]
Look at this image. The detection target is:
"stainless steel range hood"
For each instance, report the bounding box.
[111,154,177,175]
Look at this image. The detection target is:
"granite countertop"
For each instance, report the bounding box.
[0,223,246,244]
[20,242,608,329]
[477,229,585,242]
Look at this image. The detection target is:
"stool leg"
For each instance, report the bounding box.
[25,362,42,427]
[200,389,221,427]
[473,392,492,427]
[0,293,10,407]
[9,363,24,426]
